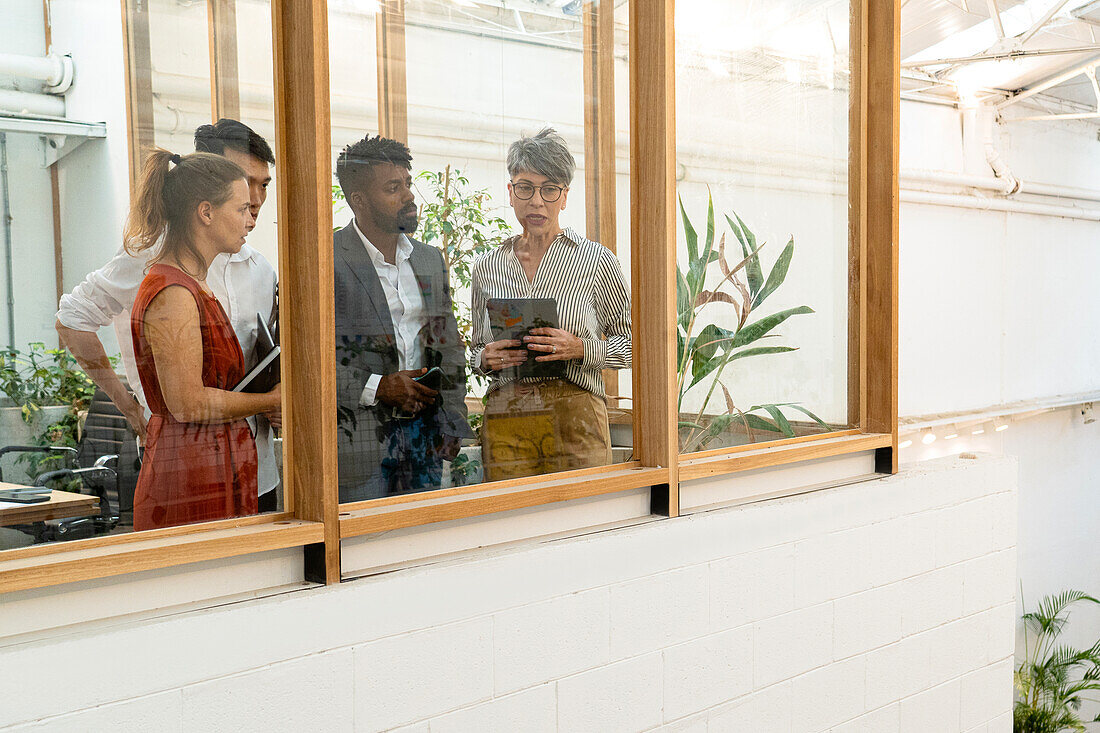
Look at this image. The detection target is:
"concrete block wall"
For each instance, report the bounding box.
[1,455,1016,732]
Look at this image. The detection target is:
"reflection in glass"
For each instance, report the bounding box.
[331,0,635,501]
[53,123,281,538]
[676,0,851,453]
[333,136,473,502]
[2,0,286,549]
[470,129,631,482]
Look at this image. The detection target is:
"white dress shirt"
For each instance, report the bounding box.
[351,220,427,407]
[56,243,281,496]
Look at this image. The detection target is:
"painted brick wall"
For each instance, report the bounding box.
[1,455,1016,732]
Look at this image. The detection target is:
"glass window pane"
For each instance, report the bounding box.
[2,0,286,551]
[675,0,851,454]
[330,0,633,503]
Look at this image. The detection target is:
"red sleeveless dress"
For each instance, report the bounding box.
[130,264,258,531]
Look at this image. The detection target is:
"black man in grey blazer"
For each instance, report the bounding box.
[333,135,473,502]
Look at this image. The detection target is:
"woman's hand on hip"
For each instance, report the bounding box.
[524,328,584,362]
[481,339,528,372]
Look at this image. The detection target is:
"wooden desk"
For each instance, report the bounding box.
[0,486,99,527]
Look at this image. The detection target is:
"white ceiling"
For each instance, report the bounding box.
[903,0,1100,111]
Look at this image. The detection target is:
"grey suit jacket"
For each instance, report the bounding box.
[333,222,473,499]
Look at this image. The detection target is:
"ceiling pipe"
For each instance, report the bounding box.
[903,189,1100,220]
[0,88,65,117]
[980,104,1021,194]
[1018,0,1074,47]
[901,44,1100,69]
[997,55,1100,109]
[0,52,74,94]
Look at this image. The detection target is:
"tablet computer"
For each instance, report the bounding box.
[486,297,565,379]
[233,314,281,393]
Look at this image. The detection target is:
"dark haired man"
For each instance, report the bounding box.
[334,134,472,500]
[56,119,282,513]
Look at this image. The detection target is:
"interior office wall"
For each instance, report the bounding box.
[899,102,1100,724]
[900,103,1100,416]
[901,408,1100,725]
[0,456,1015,731]
[0,0,54,350]
[0,0,131,355]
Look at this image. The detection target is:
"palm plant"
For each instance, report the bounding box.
[1015,590,1100,733]
[677,193,830,453]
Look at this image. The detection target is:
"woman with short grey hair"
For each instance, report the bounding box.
[469,127,632,481]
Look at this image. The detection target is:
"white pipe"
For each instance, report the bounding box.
[0,52,74,93]
[0,88,65,117]
[149,71,1100,213]
[981,105,1020,194]
[1019,0,1072,47]
[986,0,1006,39]
[903,189,1100,220]
[997,55,1100,109]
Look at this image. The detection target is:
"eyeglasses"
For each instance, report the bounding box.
[511,181,565,203]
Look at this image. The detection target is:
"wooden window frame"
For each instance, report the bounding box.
[672,0,900,481]
[0,0,337,595]
[207,0,242,122]
[339,0,898,536]
[1,0,897,594]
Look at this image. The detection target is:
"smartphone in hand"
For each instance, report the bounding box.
[414,366,444,392]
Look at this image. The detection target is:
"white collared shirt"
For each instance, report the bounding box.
[56,242,281,495]
[351,219,426,407]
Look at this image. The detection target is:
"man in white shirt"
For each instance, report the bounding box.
[333,135,473,501]
[55,119,282,512]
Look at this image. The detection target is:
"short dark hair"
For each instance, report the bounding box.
[335,134,412,195]
[194,118,275,165]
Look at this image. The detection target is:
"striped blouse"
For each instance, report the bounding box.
[469,227,632,398]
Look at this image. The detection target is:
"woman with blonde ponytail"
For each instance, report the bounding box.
[127,149,280,530]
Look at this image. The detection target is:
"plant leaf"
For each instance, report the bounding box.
[727,345,798,362]
[743,413,782,433]
[719,381,737,414]
[754,236,795,309]
[691,324,737,361]
[694,290,739,308]
[680,196,699,264]
[758,405,796,438]
[727,213,764,297]
[732,306,814,348]
[782,404,832,431]
[703,192,716,266]
[717,232,730,277]
[677,268,692,329]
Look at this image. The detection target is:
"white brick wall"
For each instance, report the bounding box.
[1,455,1017,732]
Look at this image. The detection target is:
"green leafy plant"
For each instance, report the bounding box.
[332,184,348,232]
[1014,590,1100,733]
[677,194,830,453]
[416,166,511,349]
[0,343,101,484]
[0,342,96,422]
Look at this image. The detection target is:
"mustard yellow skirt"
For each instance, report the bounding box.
[482,379,612,482]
